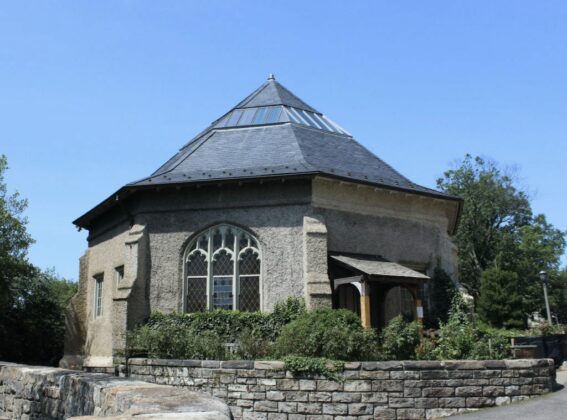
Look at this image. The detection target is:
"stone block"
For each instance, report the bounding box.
[343,362,361,370]
[466,397,495,408]
[373,407,396,419]
[297,402,322,414]
[403,361,443,370]
[390,370,419,380]
[414,398,438,409]
[361,361,402,370]
[279,379,300,391]
[439,397,466,408]
[358,370,389,380]
[455,386,482,397]
[396,408,426,419]
[343,380,371,392]
[495,396,511,406]
[422,387,454,397]
[255,361,286,370]
[404,387,422,397]
[483,386,505,397]
[279,402,298,413]
[299,380,317,391]
[332,392,361,403]
[259,379,277,386]
[309,392,332,402]
[266,391,285,401]
[285,391,309,402]
[254,400,278,412]
[322,403,348,415]
[202,360,221,368]
[243,412,268,420]
[360,392,388,404]
[317,380,342,391]
[348,403,373,415]
[421,370,449,380]
[389,397,415,408]
[426,408,459,419]
[371,380,404,392]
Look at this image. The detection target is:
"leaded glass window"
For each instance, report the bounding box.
[94,274,103,318]
[184,224,261,312]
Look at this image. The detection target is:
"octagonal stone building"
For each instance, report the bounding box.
[61,76,462,370]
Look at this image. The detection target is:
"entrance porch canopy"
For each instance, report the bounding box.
[330,253,429,329]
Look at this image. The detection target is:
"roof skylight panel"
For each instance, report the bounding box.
[252,107,268,124]
[237,108,256,126]
[227,109,243,126]
[264,106,282,123]
[310,113,334,132]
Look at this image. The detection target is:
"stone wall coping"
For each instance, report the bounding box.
[0,361,231,419]
[127,358,554,370]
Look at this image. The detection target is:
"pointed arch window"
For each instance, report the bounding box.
[184,224,261,312]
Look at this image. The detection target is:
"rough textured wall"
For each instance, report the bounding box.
[60,252,89,370]
[302,215,332,309]
[61,222,150,370]
[128,358,555,420]
[312,177,459,279]
[0,361,231,419]
[130,182,312,313]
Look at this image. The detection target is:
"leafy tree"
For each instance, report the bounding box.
[437,155,565,327]
[0,155,35,315]
[0,155,77,366]
[437,155,532,297]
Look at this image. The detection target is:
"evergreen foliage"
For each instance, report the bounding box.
[0,155,77,366]
[477,267,525,329]
[426,267,457,328]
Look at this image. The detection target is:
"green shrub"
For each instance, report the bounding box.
[126,297,307,360]
[235,329,272,359]
[271,297,306,326]
[380,316,420,360]
[432,295,477,359]
[273,307,378,360]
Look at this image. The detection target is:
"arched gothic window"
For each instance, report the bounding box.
[184,224,261,312]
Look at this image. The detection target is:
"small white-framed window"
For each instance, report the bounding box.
[94,274,104,318]
[115,265,124,287]
[184,224,261,312]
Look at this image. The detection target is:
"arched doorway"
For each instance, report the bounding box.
[382,286,415,325]
[334,284,361,316]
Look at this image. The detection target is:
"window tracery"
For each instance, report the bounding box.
[185,224,261,312]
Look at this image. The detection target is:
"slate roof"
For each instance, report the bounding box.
[330,254,430,280]
[75,76,461,229]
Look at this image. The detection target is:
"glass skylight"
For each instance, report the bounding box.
[214,105,349,135]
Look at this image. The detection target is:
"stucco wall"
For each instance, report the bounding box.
[0,361,231,419]
[312,177,459,279]
[64,177,461,368]
[127,358,555,420]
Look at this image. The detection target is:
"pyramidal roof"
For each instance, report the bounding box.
[75,76,459,228]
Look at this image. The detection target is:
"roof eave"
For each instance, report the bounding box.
[73,171,462,231]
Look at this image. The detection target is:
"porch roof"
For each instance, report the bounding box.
[330,254,430,280]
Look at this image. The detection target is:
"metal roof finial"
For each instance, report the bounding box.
[268,73,275,80]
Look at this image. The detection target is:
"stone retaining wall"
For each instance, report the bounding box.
[0,361,230,419]
[127,358,556,420]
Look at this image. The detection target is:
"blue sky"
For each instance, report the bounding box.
[1,1,566,279]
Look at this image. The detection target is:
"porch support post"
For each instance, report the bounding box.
[360,279,371,330]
